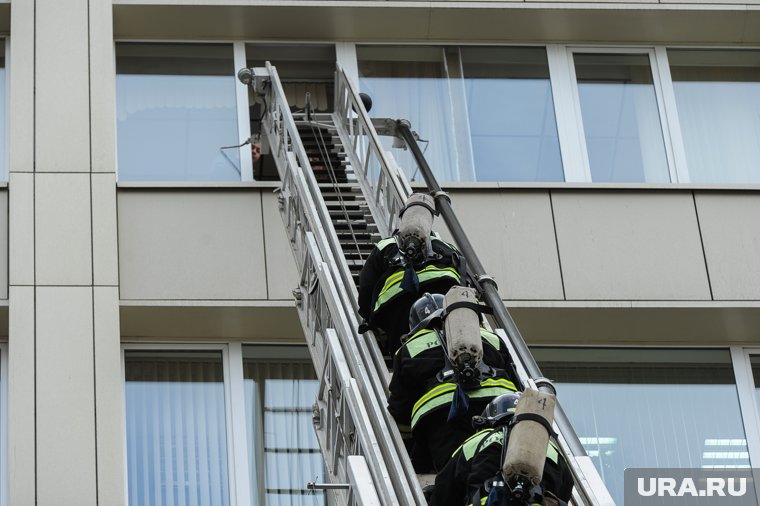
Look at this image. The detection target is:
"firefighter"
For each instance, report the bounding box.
[387,293,517,473]
[357,193,464,356]
[429,393,574,506]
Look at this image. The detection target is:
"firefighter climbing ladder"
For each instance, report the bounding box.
[243,62,616,506]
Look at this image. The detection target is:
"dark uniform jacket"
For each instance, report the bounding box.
[387,327,517,473]
[430,428,574,506]
[357,235,463,355]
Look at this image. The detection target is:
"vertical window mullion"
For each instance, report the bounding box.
[335,42,360,87]
[730,347,760,506]
[547,45,591,182]
[226,342,251,506]
[653,46,691,183]
[234,42,253,182]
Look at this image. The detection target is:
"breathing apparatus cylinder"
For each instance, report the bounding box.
[502,387,556,488]
[443,286,483,379]
[396,193,435,263]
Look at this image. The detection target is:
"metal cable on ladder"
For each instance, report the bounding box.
[307,118,366,266]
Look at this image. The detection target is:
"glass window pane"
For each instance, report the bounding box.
[358,46,460,182]
[574,53,670,183]
[669,49,760,184]
[461,47,564,182]
[534,348,749,505]
[244,346,324,506]
[116,43,241,182]
[124,350,230,506]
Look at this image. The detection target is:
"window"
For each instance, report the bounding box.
[461,47,563,182]
[124,350,231,506]
[668,49,760,184]
[245,44,336,182]
[115,43,242,182]
[534,348,749,505]
[572,52,670,183]
[243,346,324,506]
[357,45,562,183]
[123,345,324,506]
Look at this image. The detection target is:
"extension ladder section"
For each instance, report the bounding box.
[249,62,615,506]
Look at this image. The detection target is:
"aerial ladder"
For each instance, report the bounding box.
[237,63,616,506]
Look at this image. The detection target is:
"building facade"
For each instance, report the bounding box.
[0,0,759,504]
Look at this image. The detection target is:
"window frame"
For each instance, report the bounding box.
[120,342,251,506]
[120,342,323,506]
[731,347,760,476]
[560,46,680,183]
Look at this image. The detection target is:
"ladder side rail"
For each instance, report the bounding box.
[258,65,423,505]
[395,122,614,506]
[270,108,422,502]
[283,211,397,504]
[333,66,412,240]
[347,456,383,506]
[260,63,359,323]
[331,67,417,386]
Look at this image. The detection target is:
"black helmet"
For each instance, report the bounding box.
[408,293,445,335]
[472,392,521,430]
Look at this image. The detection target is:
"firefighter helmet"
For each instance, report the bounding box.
[408,293,445,335]
[473,392,521,429]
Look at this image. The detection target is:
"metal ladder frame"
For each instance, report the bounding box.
[247,60,615,505]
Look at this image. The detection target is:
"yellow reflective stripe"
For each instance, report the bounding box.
[461,429,503,461]
[411,390,456,428]
[405,330,442,358]
[453,429,491,459]
[412,382,457,418]
[410,379,516,429]
[373,265,461,312]
[480,377,517,391]
[481,329,501,349]
[547,439,560,464]
[376,237,397,251]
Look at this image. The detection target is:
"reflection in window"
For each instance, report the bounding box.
[116,43,241,182]
[244,347,324,506]
[574,53,670,183]
[358,46,459,182]
[461,47,563,182]
[245,44,336,182]
[358,46,563,183]
[124,351,230,506]
[534,348,749,504]
[669,50,760,184]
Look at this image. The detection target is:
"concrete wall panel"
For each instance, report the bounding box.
[35,0,90,172]
[36,286,97,505]
[444,190,564,300]
[261,190,299,300]
[8,286,35,505]
[92,174,119,286]
[9,0,33,173]
[696,193,760,300]
[118,190,267,300]
[35,174,93,285]
[9,175,33,286]
[89,0,117,174]
[552,191,710,300]
[94,286,125,505]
